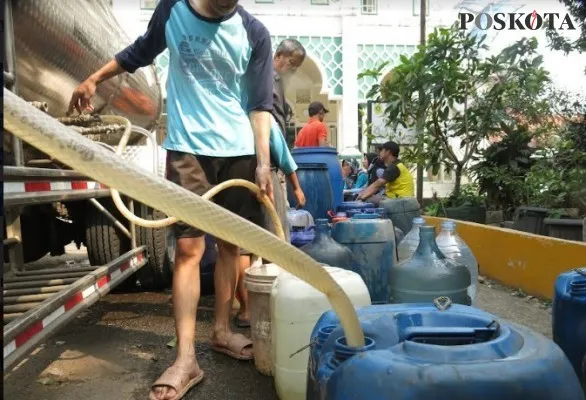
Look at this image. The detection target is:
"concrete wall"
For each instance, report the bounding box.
[424,216,586,299]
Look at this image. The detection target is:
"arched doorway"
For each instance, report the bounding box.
[283,54,338,147]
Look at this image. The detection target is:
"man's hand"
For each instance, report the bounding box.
[293,188,306,209]
[67,59,126,116]
[68,78,97,116]
[255,164,274,203]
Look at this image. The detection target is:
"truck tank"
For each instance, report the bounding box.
[11,0,162,130]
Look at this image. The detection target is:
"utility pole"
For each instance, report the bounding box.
[416,0,426,205]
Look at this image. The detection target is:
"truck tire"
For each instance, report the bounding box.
[85,198,132,267]
[135,204,172,290]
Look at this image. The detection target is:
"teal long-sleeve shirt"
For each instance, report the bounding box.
[354,170,368,188]
[269,115,297,175]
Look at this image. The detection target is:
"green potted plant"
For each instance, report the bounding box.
[525,116,586,241]
[423,184,486,224]
[443,183,487,224]
[472,128,536,220]
[471,80,556,231]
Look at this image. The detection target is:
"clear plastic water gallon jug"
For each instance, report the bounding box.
[390,225,471,305]
[300,219,353,270]
[436,220,479,305]
[397,217,426,262]
[270,266,371,400]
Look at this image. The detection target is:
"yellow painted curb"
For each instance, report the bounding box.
[424,216,586,299]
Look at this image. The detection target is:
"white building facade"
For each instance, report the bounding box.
[112,0,585,198]
[113,0,462,196]
[112,0,461,147]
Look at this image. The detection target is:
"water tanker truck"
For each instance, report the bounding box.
[3,0,173,371]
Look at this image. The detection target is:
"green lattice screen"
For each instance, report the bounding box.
[271,35,343,96]
[357,44,417,101]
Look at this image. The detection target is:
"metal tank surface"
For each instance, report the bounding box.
[12,0,162,130]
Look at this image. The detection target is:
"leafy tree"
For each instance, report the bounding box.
[360,24,551,198]
[525,98,586,213]
[471,128,536,216]
[546,0,586,72]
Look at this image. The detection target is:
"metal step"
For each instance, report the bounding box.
[3,246,146,372]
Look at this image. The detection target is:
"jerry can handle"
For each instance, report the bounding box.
[433,296,452,311]
[403,321,500,345]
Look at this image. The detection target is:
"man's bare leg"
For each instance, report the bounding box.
[235,255,251,326]
[150,236,205,400]
[210,240,253,358]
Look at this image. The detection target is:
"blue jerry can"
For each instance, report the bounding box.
[331,214,395,303]
[553,267,586,386]
[307,302,585,400]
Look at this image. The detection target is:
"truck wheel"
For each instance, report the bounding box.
[85,198,132,267]
[135,204,172,290]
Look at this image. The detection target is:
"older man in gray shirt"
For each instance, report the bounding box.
[270,39,306,194]
[271,39,306,138]
[234,38,307,328]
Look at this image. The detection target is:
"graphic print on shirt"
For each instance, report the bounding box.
[115,1,274,157]
[177,34,237,96]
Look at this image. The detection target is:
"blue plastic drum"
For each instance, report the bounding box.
[287,163,334,220]
[292,147,344,210]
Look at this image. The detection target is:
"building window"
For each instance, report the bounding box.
[311,0,330,5]
[412,0,430,16]
[255,0,274,3]
[140,0,159,9]
[361,0,377,15]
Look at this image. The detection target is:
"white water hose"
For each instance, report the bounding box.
[4,89,365,348]
[101,115,285,240]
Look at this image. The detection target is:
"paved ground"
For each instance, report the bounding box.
[3,252,553,400]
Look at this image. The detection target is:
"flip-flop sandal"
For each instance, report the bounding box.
[211,333,254,361]
[234,316,250,328]
[149,366,204,400]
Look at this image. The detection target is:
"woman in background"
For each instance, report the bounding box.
[342,160,356,189]
[353,155,375,189]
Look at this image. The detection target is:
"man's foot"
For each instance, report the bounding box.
[149,362,204,400]
[234,312,250,328]
[210,331,254,360]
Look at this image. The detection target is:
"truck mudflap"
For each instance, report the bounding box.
[3,246,146,372]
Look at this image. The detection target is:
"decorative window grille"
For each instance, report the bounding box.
[361,0,377,15]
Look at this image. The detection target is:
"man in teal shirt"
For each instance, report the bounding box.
[69,1,274,399]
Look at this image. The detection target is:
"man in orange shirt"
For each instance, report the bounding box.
[294,101,329,147]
